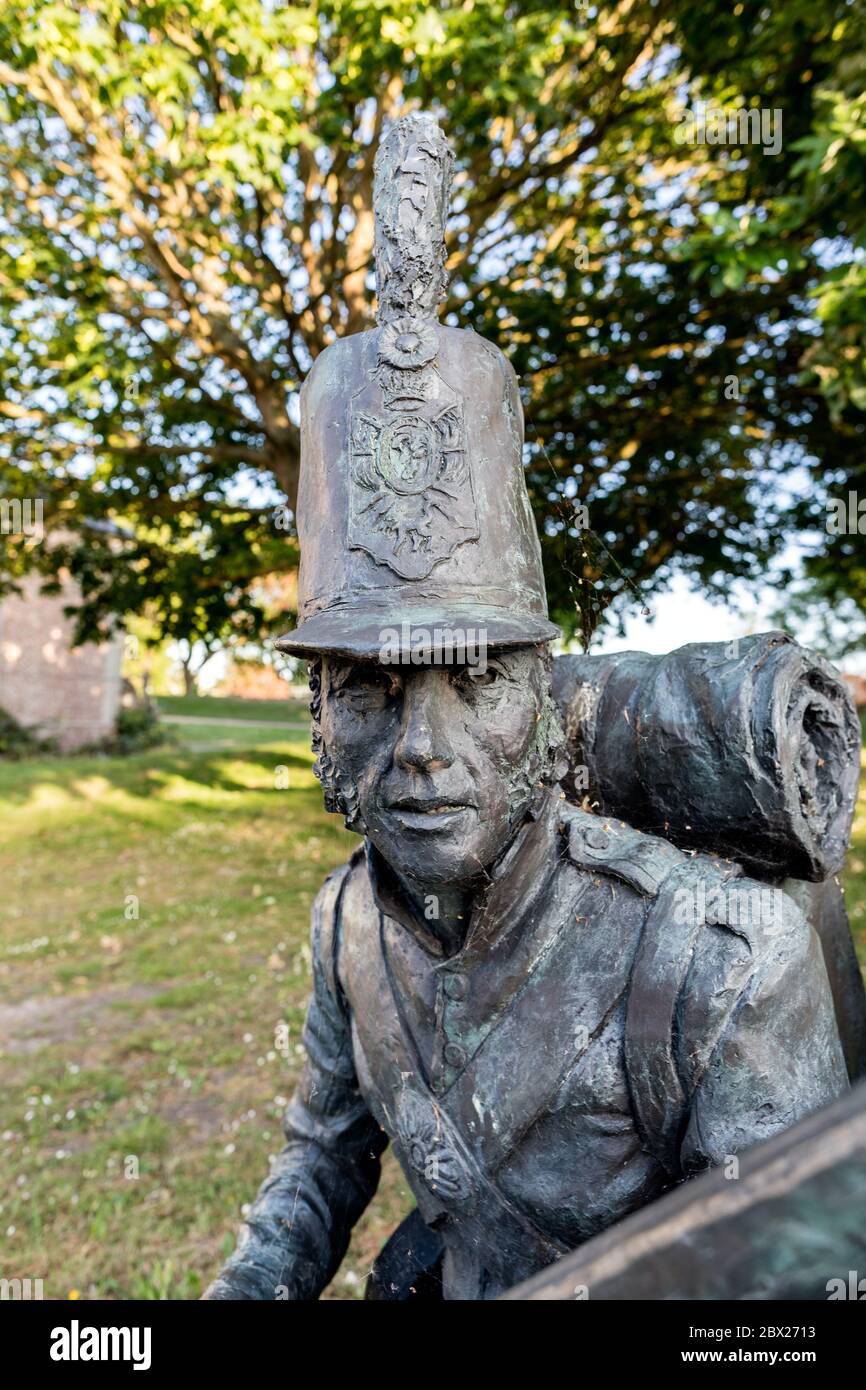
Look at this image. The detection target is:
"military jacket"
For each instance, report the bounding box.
[208,790,847,1301]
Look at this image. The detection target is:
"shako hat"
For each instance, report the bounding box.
[276,113,559,661]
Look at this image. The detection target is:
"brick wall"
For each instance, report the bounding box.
[0,571,124,751]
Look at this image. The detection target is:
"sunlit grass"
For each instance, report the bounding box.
[0,729,412,1301]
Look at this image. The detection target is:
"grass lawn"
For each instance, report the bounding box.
[1,710,865,1301]
[0,723,411,1300]
[157,694,309,723]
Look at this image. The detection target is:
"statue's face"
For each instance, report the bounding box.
[315,648,553,890]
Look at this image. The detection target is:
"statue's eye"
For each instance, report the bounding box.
[455,666,498,693]
[335,666,400,708]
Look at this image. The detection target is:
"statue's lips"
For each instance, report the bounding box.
[385,797,475,830]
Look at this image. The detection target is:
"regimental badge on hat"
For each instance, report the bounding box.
[348,343,478,581]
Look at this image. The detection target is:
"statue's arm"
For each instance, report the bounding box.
[203,867,386,1300]
[679,896,849,1173]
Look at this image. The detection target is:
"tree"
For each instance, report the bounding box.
[1,0,864,649]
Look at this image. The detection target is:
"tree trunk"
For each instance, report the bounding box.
[181,663,197,698]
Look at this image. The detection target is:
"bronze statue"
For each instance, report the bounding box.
[204,115,854,1302]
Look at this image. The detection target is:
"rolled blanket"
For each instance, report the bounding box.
[551,632,861,882]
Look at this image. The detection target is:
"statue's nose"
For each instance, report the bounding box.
[394,674,455,773]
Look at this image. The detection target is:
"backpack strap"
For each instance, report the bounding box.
[564,806,746,1180]
[315,847,365,1009]
[623,854,743,1179]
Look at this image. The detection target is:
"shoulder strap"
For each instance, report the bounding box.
[624,854,742,1179]
[315,848,364,1008]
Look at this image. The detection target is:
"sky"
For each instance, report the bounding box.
[590,572,764,656]
[589,572,866,673]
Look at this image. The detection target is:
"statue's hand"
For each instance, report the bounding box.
[200,1273,264,1301]
[199,1275,255,1301]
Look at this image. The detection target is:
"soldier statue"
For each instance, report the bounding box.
[204,114,847,1301]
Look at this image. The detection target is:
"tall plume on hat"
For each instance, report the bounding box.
[373,113,454,326]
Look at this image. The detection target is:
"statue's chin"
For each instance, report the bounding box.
[365,807,516,894]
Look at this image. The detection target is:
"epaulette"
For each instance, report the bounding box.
[562,803,688,896]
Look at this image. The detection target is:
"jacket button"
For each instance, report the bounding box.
[444,1042,467,1068]
[443,973,468,1001]
[584,826,609,851]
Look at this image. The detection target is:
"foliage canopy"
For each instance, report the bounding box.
[1,0,864,651]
